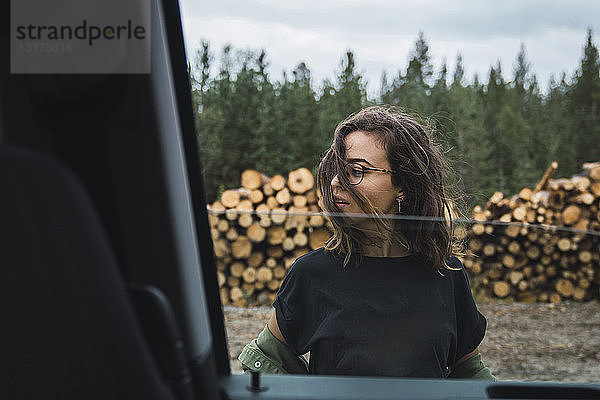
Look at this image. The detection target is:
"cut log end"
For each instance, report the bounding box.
[221,189,241,208]
[231,237,252,259]
[288,168,314,194]
[275,188,291,205]
[562,205,582,225]
[555,279,574,298]
[270,174,286,191]
[493,281,510,298]
[241,169,264,190]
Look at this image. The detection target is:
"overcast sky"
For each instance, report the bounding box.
[179,0,599,96]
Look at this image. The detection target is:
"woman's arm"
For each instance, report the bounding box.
[455,347,479,366]
[268,310,287,344]
[238,310,308,374]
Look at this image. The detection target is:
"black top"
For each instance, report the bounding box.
[272,248,486,378]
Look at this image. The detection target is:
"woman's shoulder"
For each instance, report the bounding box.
[289,247,339,274]
[437,256,469,282]
[445,256,465,271]
[293,247,336,265]
[440,256,477,295]
[411,254,465,275]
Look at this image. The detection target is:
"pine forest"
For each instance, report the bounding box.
[190,30,600,212]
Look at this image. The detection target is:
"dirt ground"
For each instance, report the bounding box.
[223,301,600,382]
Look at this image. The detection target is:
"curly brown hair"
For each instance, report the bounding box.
[318,105,462,271]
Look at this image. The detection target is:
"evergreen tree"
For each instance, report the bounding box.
[276,62,321,171]
[544,73,573,173]
[509,44,543,188]
[315,78,339,145]
[254,49,276,174]
[447,55,490,206]
[316,51,368,150]
[523,73,547,175]
[405,31,434,87]
[569,28,600,172]
[452,53,465,87]
[195,46,272,198]
[190,36,596,205]
[194,45,233,199]
[388,32,433,113]
[431,59,449,112]
[482,62,511,192]
[193,40,212,107]
[513,43,530,99]
[335,50,367,114]
[380,70,391,103]
[431,60,452,153]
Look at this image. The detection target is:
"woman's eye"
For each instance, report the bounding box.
[350,168,362,176]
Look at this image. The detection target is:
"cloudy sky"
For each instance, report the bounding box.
[179,0,599,96]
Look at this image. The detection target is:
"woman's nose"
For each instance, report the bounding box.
[331,174,340,188]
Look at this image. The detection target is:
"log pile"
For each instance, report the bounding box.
[464,161,600,303]
[208,168,332,306]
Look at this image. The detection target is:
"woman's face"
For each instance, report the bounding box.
[331,130,401,215]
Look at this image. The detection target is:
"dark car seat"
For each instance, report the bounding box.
[0,145,174,400]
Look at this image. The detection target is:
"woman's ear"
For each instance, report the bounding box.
[396,191,406,213]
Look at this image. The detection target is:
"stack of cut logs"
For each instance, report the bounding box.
[208,168,332,306]
[464,161,600,303]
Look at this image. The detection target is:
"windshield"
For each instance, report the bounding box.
[180,0,600,382]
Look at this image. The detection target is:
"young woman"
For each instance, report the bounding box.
[239,106,494,379]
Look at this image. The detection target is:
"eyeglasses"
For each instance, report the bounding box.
[344,162,395,185]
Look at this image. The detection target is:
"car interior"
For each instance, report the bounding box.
[2,0,599,399]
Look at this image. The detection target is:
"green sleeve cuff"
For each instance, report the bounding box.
[448,353,496,381]
[238,324,309,374]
